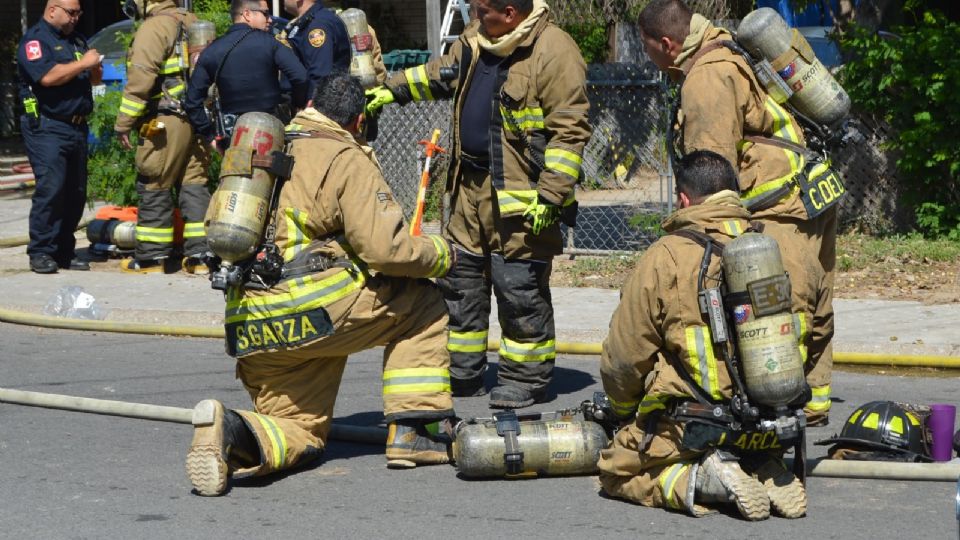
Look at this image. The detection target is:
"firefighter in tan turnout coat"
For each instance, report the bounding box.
[186,74,457,497]
[367,0,592,409]
[636,0,835,424]
[598,151,830,520]
[115,0,210,274]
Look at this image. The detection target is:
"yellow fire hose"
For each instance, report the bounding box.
[1,305,959,369]
[0,217,91,248]
[2,387,958,481]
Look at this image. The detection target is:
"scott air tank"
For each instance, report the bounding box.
[187,20,216,71]
[205,112,286,266]
[721,233,805,408]
[736,7,850,126]
[87,219,136,250]
[338,8,377,88]
[453,411,609,479]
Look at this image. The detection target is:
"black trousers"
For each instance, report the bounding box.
[22,114,88,265]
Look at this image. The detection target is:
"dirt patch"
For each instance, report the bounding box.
[550,233,960,305]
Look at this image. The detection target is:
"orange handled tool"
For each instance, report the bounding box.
[410,129,445,236]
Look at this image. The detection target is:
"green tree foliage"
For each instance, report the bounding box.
[86,5,228,206]
[839,9,960,238]
[562,23,609,63]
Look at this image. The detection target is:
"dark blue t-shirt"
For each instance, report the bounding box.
[17,19,93,117]
[459,50,503,159]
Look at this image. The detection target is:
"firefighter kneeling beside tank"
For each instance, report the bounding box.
[597,151,832,520]
[187,74,458,497]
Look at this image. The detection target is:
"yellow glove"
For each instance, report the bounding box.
[364,86,395,116]
[523,197,560,235]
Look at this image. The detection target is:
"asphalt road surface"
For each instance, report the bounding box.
[1,324,957,539]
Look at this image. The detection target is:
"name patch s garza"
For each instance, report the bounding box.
[226,308,334,357]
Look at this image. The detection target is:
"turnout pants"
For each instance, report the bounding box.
[22,114,88,265]
[438,167,559,393]
[760,206,836,423]
[599,419,703,514]
[229,275,454,478]
[134,113,210,260]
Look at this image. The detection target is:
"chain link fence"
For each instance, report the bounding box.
[371,61,673,253]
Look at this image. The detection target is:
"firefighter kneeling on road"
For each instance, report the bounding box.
[186,73,458,497]
[598,151,831,520]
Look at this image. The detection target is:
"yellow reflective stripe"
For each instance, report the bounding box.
[496,189,537,215]
[639,394,670,415]
[544,147,582,179]
[448,329,488,353]
[848,409,862,425]
[906,412,920,426]
[765,97,802,144]
[182,222,205,238]
[382,367,451,395]
[426,235,451,278]
[889,415,904,436]
[225,268,365,324]
[501,106,545,132]
[499,337,556,363]
[135,225,174,243]
[608,396,640,418]
[740,166,800,208]
[404,65,433,102]
[166,83,185,98]
[160,56,182,74]
[806,384,831,412]
[683,326,721,401]
[250,413,286,469]
[793,313,809,363]
[861,412,880,429]
[281,208,311,262]
[659,462,689,510]
[119,97,147,117]
[721,220,744,237]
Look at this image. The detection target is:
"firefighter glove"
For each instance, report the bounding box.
[523,197,560,235]
[365,86,395,116]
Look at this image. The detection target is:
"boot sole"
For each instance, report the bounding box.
[186,400,228,497]
[765,475,807,518]
[730,476,771,521]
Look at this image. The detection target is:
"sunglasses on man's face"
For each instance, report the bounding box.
[55,4,83,18]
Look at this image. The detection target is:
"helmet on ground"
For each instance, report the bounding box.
[814,401,930,461]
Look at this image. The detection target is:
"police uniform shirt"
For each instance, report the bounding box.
[17,19,93,118]
[185,23,309,142]
[282,4,350,85]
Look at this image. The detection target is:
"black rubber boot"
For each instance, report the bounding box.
[489,385,545,409]
[451,375,487,397]
[385,418,454,469]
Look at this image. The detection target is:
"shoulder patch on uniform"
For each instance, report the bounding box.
[308,28,326,48]
[25,40,42,61]
[275,33,291,48]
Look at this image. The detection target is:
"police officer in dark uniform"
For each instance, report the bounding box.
[17,0,101,274]
[184,0,309,150]
[279,0,351,92]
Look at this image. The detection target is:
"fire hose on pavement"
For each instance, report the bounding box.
[1,305,959,369]
[1,386,958,481]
